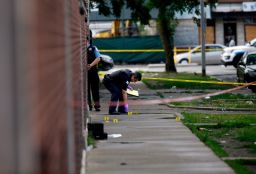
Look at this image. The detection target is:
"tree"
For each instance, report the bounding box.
[90,0,216,72]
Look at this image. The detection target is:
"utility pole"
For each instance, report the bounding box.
[200,0,206,76]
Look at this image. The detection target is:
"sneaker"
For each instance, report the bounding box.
[118,111,128,115]
[109,111,120,115]
[120,112,128,115]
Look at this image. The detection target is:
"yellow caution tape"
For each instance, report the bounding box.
[143,77,250,86]
[99,72,254,86]
[100,49,164,53]
[99,48,223,53]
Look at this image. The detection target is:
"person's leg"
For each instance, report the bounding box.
[102,77,120,114]
[87,77,92,111]
[118,92,125,113]
[108,86,121,114]
[90,73,100,111]
[118,92,128,113]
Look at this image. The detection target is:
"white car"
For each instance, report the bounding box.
[221,50,246,67]
[221,38,256,66]
[175,44,226,65]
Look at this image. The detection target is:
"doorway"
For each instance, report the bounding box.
[224,23,236,46]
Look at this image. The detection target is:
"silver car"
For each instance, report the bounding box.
[175,44,226,65]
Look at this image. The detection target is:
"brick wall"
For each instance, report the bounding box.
[0,0,88,174]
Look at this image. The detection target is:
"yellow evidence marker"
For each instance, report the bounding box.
[175,116,181,122]
[112,118,119,123]
[104,116,110,123]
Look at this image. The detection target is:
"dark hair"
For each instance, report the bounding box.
[134,71,142,81]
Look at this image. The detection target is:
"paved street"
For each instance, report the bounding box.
[108,64,236,74]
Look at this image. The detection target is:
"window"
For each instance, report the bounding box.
[247,54,256,65]
[206,45,223,52]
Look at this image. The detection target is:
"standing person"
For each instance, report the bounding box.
[87,30,101,111]
[229,36,235,47]
[102,69,142,115]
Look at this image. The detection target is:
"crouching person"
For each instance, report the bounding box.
[102,69,142,115]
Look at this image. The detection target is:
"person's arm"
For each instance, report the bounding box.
[88,57,101,70]
[88,46,101,70]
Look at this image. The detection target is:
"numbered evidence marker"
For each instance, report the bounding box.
[128,112,139,116]
[104,116,119,123]
[112,118,119,123]
[104,116,110,123]
[175,116,181,122]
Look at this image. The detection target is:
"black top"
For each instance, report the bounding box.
[108,69,133,90]
[87,45,101,72]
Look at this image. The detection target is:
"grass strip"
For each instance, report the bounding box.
[182,112,256,174]
[188,126,228,157]
[171,93,256,109]
[225,160,256,174]
[182,112,256,125]
[87,131,96,148]
[142,72,234,90]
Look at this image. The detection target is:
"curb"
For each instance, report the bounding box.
[167,104,256,112]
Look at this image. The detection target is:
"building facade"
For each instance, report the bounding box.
[212,0,256,46]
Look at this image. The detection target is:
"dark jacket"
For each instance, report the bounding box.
[107,69,133,90]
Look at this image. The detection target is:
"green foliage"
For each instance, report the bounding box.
[91,0,151,24]
[210,93,256,100]
[205,138,228,157]
[188,126,228,157]
[237,127,256,142]
[242,144,256,153]
[172,93,256,109]
[182,113,256,125]
[183,112,256,154]
[126,0,151,24]
[226,160,254,174]
[142,72,233,90]
[111,0,125,17]
[92,0,111,16]
[183,112,256,174]
[87,131,96,147]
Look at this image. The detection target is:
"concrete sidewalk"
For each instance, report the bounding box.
[87,82,235,174]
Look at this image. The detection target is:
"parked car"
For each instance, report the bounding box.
[221,38,256,67]
[237,52,256,92]
[175,44,226,65]
[221,50,246,68]
[98,54,114,71]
